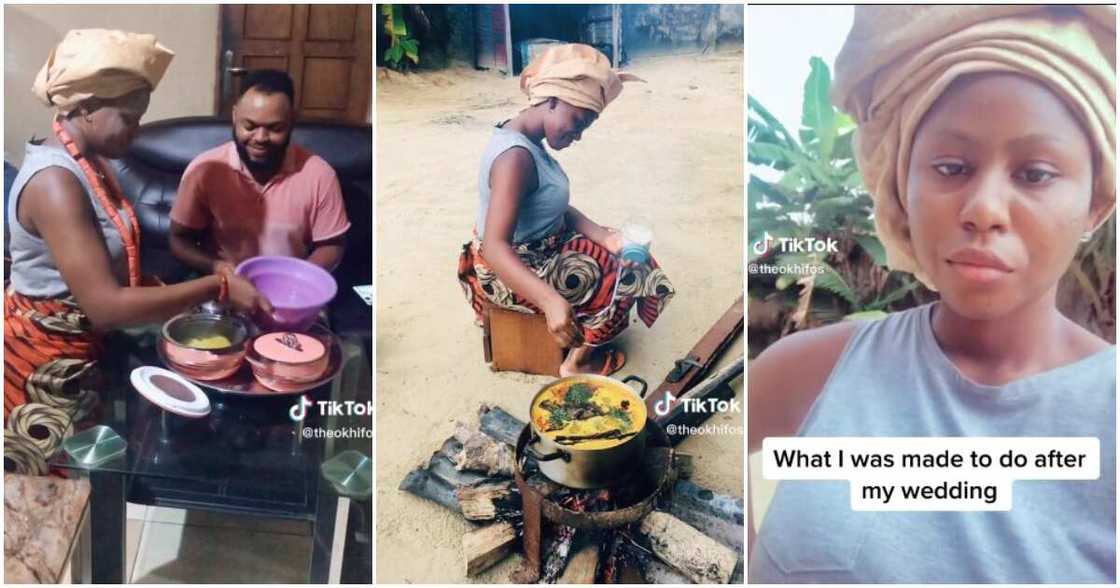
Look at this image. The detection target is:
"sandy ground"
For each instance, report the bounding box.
[375,50,744,584]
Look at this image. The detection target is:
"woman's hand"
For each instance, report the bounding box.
[599,227,638,268]
[542,295,584,349]
[227,274,274,319]
[601,227,624,255]
[213,260,237,278]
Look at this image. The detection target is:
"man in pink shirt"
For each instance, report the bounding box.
[169,70,350,276]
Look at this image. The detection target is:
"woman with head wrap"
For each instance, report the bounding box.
[5,30,271,475]
[748,6,1115,582]
[458,44,674,376]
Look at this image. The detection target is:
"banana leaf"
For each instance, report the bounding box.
[854,234,888,267]
[802,57,837,161]
[748,95,799,150]
[813,262,860,307]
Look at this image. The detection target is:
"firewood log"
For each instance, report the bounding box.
[639,511,738,584]
[557,544,599,584]
[462,521,517,576]
[438,436,464,460]
[667,507,743,554]
[428,454,489,488]
[640,557,692,584]
[668,480,744,552]
[541,525,577,583]
[456,481,517,521]
[479,404,525,446]
[399,468,461,513]
[672,480,744,525]
[594,529,624,583]
[618,565,645,583]
[453,422,516,476]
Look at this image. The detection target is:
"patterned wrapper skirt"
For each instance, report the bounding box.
[458,230,675,346]
[4,286,102,475]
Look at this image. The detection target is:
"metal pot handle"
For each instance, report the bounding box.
[622,375,648,399]
[527,430,570,462]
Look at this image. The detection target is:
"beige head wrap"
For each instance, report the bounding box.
[33,29,174,115]
[520,43,642,114]
[831,6,1116,287]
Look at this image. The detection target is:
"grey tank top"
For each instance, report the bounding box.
[750,303,1116,583]
[475,125,569,244]
[8,142,130,297]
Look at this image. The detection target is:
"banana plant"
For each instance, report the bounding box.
[1061,215,1116,341]
[749,57,925,332]
[382,4,420,69]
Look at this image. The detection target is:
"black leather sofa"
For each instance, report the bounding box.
[109,117,372,337]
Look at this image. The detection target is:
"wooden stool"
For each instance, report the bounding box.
[482,303,565,376]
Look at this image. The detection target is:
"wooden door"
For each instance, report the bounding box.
[219,4,372,124]
[474,5,512,75]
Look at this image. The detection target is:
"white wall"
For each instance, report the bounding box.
[5,5,220,166]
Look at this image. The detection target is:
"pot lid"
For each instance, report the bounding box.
[130,366,211,418]
[254,331,326,364]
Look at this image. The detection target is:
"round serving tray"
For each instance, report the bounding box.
[158,326,344,396]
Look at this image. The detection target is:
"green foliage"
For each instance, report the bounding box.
[607,405,632,428]
[547,408,569,430]
[1060,215,1116,341]
[749,57,928,337]
[382,5,420,69]
[564,383,594,407]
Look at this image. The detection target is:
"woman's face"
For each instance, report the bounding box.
[544,99,598,150]
[81,90,150,158]
[906,73,1101,319]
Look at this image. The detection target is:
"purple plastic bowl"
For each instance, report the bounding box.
[235,256,337,331]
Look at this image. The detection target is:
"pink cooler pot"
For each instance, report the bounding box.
[158,313,250,380]
[246,328,332,392]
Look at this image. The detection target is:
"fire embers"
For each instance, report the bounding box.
[538,489,637,583]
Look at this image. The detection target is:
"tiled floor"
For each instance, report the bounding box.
[123,502,312,583]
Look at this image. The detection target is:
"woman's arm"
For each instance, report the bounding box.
[565,206,615,248]
[747,321,856,559]
[748,320,858,453]
[21,168,267,331]
[748,483,756,560]
[480,148,582,348]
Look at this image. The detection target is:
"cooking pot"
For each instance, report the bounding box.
[526,374,647,489]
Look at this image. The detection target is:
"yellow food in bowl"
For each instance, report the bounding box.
[531,379,646,449]
[183,334,233,350]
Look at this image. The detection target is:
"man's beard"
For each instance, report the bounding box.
[233,129,291,173]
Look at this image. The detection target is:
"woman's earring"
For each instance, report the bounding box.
[1081,232,1093,243]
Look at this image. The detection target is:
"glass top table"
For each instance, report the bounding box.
[51,324,372,583]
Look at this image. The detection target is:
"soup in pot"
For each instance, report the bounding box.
[183,334,233,350]
[531,379,646,450]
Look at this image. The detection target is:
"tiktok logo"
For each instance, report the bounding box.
[289,396,314,421]
[752,232,774,256]
[654,392,677,417]
[751,233,839,255]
